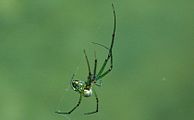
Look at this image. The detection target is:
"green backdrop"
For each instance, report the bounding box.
[0,0,194,120]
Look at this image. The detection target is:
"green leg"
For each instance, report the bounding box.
[97,53,113,80]
[84,50,92,77]
[96,4,116,80]
[93,51,97,78]
[55,94,82,114]
[91,42,109,50]
[96,51,113,80]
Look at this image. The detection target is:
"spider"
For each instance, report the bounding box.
[55,4,116,115]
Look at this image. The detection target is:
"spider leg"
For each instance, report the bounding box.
[96,4,116,80]
[97,53,113,80]
[55,93,82,114]
[71,73,75,79]
[91,42,109,50]
[84,49,92,77]
[84,89,99,115]
[93,50,97,78]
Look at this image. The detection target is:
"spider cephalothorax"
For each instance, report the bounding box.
[56,3,116,115]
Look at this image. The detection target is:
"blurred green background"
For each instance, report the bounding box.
[0,0,194,120]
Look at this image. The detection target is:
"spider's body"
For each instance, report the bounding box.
[56,4,116,115]
[71,79,94,97]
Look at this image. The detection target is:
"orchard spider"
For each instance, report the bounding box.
[56,4,116,115]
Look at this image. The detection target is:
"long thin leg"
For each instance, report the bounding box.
[91,42,109,50]
[55,93,82,114]
[84,89,99,115]
[96,4,116,80]
[96,52,112,79]
[97,53,113,80]
[84,49,92,77]
[91,41,109,80]
[69,73,76,90]
[93,50,97,78]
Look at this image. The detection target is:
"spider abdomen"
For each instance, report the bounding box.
[83,89,92,97]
